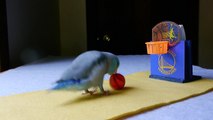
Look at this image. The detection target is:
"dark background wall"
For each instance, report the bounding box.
[0,0,9,71]
[199,0,213,69]
[6,0,60,67]
[1,0,213,69]
[72,0,213,69]
[59,0,87,57]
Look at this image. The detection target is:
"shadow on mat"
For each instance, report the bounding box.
[62,86,135,106]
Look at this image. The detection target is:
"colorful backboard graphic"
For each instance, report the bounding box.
[152,21,181,46]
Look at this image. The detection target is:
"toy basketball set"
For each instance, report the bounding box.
[146,21,201,83]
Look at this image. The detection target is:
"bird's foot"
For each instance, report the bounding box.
[102,90,110,96]
[82,89,97,95]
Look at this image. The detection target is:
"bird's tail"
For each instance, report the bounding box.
[51,79,81,90]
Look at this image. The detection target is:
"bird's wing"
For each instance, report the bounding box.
[60,51,107,81]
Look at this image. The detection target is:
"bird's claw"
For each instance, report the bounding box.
[82,89,110,96]
[102,90,110,95]
[82,89,97,95]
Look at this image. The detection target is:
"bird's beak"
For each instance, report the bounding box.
[115,69,118,73]
[108,69,118,75]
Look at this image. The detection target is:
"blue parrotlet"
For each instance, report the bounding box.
[51,50,119,95]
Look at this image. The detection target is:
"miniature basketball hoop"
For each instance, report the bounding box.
[147,21,201,83]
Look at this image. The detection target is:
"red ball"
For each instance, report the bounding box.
[109,73,125,90]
